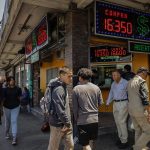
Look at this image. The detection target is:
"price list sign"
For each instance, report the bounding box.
[90,46,131,62]
[95,1,150,41]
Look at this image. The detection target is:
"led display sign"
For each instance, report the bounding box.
[36,17,48,50]
[25,16,48,58]
[90,46,131,62]
[128,41,150,54]
[95,1,150,41]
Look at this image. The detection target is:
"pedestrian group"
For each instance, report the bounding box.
[0,65,150,150]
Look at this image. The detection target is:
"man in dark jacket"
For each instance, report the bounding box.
[47,67,74,150]
[122,65,135,81]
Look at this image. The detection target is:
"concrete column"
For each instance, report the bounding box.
[65,4,89,76]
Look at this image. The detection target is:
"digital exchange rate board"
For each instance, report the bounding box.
[95,1,150,41]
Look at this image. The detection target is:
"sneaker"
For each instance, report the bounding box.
[12,137,17,145]
[73,136,79,144]
[5,133,11,139]
[115,140,121,146]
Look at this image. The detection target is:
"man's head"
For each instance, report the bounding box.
[112,69,122,83]
[137,67,150,80]
[124,65,131,72]
[59,67,72,85]
[7,76,15,87]
[77,68,93,82]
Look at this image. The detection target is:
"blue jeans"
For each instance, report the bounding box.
[4,106,20,138]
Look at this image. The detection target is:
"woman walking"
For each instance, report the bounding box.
[3,77,22,145]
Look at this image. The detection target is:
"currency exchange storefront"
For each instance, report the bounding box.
[89,1,150,112]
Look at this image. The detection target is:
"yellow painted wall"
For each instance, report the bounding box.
[132,53,149,84]
[40,56,64,93]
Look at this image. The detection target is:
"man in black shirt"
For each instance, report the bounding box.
[122,65,135,81]
[3,77,22,145]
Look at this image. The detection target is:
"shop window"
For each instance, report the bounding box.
[49,16,57,44]
[48,13,65,46]
[91,64,131,88]
[46,68,58,85]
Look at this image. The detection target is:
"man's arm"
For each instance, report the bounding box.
[72,89,79,123]
[97,89,103,106]
[52,87,71,128]
[139,82,149,106]
[106,83,114,105]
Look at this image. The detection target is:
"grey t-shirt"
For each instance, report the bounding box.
[72,82,103,125]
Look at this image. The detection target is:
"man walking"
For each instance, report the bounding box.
[47,67,74,150]
[106,69,128,149]
[127,67,150,150]
[72,68,103,150]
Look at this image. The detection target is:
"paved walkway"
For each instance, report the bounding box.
[0,111,134,150]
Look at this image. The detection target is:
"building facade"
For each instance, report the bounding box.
[0,0,150,112]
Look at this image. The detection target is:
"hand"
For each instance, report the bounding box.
[106,102,109,106]
[144,106,150,113]
[144,109,150,123]
[147,113,150,123]
[61,126,72,133]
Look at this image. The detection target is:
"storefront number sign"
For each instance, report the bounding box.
[128,41,150,54]
[25,16,48,58]
[90,46,131,62]
[95,1,150,41]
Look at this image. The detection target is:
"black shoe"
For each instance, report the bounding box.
[118,142,129,149]
[130,147,133,150]
[116,140,122,146]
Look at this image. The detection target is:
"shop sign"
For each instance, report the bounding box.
[25,16,48,58]
[31,51,39,64]
[90,46,131,62]
[128,41,150,54]
[95,1,150,41]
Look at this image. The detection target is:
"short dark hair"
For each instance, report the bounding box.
[77,68,93,80]
[7,76,15,82]
[124,65,131,72]
[59,66,71,75]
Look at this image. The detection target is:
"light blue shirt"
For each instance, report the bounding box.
[106,78,128,105]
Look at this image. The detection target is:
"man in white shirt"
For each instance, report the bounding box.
[106,69,128,149]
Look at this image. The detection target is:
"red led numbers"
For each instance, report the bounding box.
[111,48,127,56]
[104,18,133,35]
[37,25,47,46]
